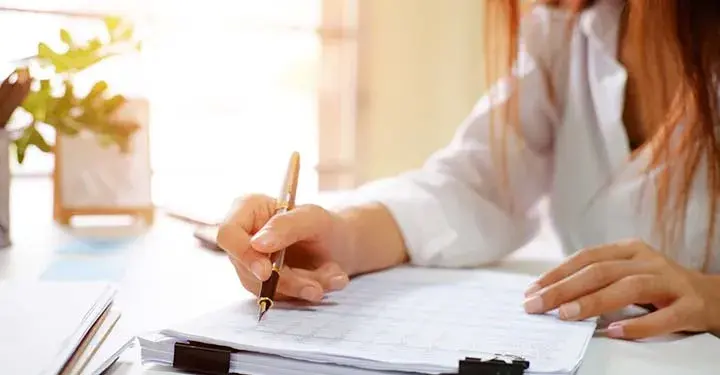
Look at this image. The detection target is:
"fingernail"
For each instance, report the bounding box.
[328,274,349,290]
[300,286,323,301]
[525,282,541,296]
[251,229,274,248]
[559,301,581,320]
[523,295,543,314]
[607,323,624,338]
[250,261,266,280]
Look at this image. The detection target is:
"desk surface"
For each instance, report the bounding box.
[1,178,718,375]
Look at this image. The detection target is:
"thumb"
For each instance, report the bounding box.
[250,204,332,253]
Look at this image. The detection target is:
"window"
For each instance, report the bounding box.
[2,1,358,213]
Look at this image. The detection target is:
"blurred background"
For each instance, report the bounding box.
[0,4,565,367]
[0,0,488,226]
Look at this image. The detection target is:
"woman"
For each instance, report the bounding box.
[218,0,720,339]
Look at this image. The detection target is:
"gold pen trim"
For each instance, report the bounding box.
[257,151,300,321]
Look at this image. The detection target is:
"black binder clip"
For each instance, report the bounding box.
[173,341,238,375]
[457,354,530,375]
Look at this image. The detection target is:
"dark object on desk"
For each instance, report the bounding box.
[456,356,530,375]
[173,341,531,375]
[0,68,31,249]
[165,207,221,226]
[173,341,237,375]
[193,225,222,251]
[0,68,31,127]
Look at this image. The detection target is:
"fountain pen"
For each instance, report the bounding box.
[257,151,300,321]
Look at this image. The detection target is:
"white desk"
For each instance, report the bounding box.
[1,178,718,375]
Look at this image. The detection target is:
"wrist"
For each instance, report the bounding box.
[332,203,408,277]
[330,207,362,276]
[698,274,720,333]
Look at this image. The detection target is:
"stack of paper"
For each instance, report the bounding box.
[140,267,596,375]
[0,281,119,375]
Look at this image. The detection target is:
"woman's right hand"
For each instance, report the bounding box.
[217,194,354,303]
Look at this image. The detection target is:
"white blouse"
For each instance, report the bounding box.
[347,0,720,274]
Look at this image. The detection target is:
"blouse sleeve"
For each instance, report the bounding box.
[344,6,570,267]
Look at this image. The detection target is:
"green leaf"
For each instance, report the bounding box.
[84,81,109,104]
[105,94,126,114]
[87,38,102,51]
[54,117,81,136]
[28,126,52,153]
[104,16,121,32]
[59,48,103,73]
[105,16,136,43]
[60,29,73,46]
[39,79,51,93]
[43,37,112,73]
[21,92,40,116]
[14,125,52,162]
[15,144,27,164]
[20,80,53,123]
[63,80,75,98]
[15,18,141,163]
[96,133,115,148]
[14,126,33,163]
[92,80,109,94]
[37,42,55,59]
[118,25,134,41]
[37,42,71,72]
[59,80,75,113]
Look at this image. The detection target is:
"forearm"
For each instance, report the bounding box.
[334,203,408,276]
[699,274,720,335]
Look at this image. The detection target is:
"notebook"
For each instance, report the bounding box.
[0,281,119,375]
[140,267,596,374]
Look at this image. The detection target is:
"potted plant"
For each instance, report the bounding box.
[0,15,142,247]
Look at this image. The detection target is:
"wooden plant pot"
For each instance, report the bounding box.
[53,98,154,226]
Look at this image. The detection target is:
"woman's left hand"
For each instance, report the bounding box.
[523,239,720,339]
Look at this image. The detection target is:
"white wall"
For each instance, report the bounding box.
[355,0,487,183]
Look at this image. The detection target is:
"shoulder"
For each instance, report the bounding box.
[513,5,577,116]
[516,4,610,114]
[518,4,574,71]
[521,4,573,35]
[519,1,624,66]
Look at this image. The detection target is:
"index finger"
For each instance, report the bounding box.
[526,240,641,296]
[250,204,332,254]
[217,194,275,258]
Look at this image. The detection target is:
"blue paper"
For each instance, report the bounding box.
[54,237,138,255]
[41,256,129,282]
[40,237,139,281]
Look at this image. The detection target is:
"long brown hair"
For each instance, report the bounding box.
[487,0,720,270]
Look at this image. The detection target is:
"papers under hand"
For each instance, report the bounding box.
[141,267,597,375]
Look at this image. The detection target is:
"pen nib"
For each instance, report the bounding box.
[257,300,270,322]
